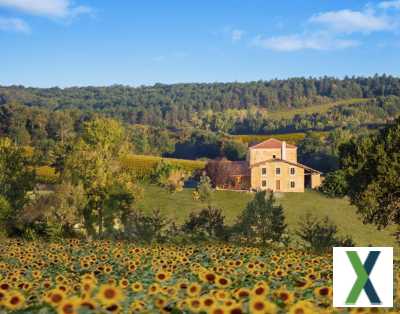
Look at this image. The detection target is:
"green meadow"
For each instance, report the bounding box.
[137,184,397,248]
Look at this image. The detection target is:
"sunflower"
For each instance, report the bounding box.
[293,277,312,290]
[274,288,294,305]
[119,278,129,289]
[187,297,202,313]
[128,263,137,273]
[209,305,228,314]
[78,297,97,311]
[32,270,42,279]
[314,286,332,299]
[0,287,8,301]
[148,283,161,295]
[0,281,10,291]
[215,275,232,288]
[105,303,121,313]
[306,271,319,281]
[155,270,172,282]
[104,265,113,274]
[81,280,96,294]
[251,284,269,298]
[200,294,216,310]
[164,286,178,298]
[229,304,244,314]
[3,291,25,311]
[200,271,217,284]
[154,295,168,309]
[130,300,146,312]
[288,300,315,314]
[131,282,143,292]
[234,288,251,300]
[273,268,287,278]
[187,282,202,297]
[224,299,239,308]
[57,297,79,314]
[43,288,66,307]
[96,284,124,306]
[249,297,278,314]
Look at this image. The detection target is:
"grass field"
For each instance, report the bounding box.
[267,98,370,120]
[137,185,397,248]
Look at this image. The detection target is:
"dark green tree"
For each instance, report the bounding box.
[319,170,349,198]
[339,118,400,228]
[296,214,354,253]
[222,140,248,161]
[236,191,286,243]
[0,138,35,235]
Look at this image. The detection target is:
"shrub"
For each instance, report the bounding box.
[150,161,188,192]
[19,183,87,239]
[124,209,170,243]
[0,196,12,237]
[319,170,348,197]
[296,213,354,253]
[235,191,287,244]
[195,175,213,204]
[182,206,228,241]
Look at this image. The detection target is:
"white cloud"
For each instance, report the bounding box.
[0,17,29,32]
[379,0,400,9]
[152,56,166,62]
[0,0,92,18]
[253,34,359,51]
[309,9,392,34]
[231,29,245,42]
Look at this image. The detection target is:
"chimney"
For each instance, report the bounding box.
[281,141,287,160]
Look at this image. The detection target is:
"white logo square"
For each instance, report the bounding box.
[333,247,393,308]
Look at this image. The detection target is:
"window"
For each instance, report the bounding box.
[290,167,296,175]
[276,167,281,175]
[290,181,295,189]
[262,168,267,176]
[262,180,267,187]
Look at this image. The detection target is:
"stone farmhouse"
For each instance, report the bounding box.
[206,138,321,192]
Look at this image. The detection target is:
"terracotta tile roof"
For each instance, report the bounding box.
[250,138,296,149]
[250,158,322,174]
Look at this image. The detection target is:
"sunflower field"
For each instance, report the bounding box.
[0,239,398,314]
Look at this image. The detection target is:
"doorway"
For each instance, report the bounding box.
[304,173,311,189]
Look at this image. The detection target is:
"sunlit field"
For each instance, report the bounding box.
[0,239,398,314]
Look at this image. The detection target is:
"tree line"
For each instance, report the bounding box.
[1,75,400,129]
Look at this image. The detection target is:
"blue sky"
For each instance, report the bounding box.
[1,0,400,87]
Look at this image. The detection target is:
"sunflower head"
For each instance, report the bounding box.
[274,288,294,305]
[249,297,278,314]
[96,284,124,306]
[4,291,25,311]
[131,282,143,292]
[187,282,202,297]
